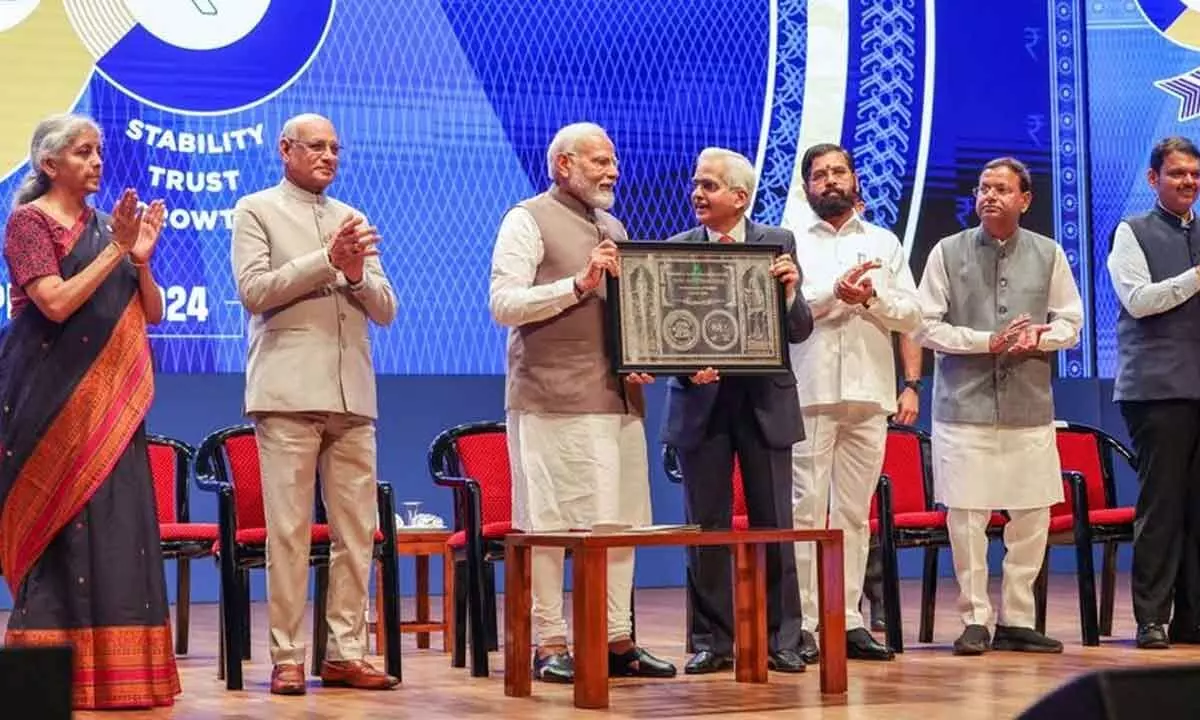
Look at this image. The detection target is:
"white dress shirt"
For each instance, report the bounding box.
[917,234,1083,355]
[1106,209,1200,319]
[489,207,582,328]
[787,211,921,414]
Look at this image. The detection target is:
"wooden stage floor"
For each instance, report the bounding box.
[8,574,1200,719]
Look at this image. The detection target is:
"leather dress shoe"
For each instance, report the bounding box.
[321,659,400,689]
[767,649,806,673]
[798,630,820,665]
[533,651,575,683]
[1137,623,1170,649]
[846,627,894,661]
[991,625,1063,654]
[953,624,991,656]
[609,646,677,678]
[270,663,307,695]
[684,650,734,675]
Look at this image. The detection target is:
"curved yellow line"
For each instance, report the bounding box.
[0,3,95,181]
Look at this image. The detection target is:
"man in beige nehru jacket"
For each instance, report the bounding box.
[489,121,676,683]
[232,113,398,695]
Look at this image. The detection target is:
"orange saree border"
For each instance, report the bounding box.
[0,298,153,593]
[6,623,180,710]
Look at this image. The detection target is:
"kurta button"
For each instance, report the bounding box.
[998,306,1008,314]
[999,278,1008,288]
[81,336,88,343]
[78,577,85,584]
[339,313,346,320]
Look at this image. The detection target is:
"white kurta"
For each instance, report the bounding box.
[489,204,651,642]
[917,235,1084,510]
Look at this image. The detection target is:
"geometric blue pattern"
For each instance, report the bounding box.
[846,0,922,232]
[1050,0,1092,378]
[751,0,809,225]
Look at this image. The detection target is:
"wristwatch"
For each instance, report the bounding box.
[902,378,923,392]
[862,288,878,309]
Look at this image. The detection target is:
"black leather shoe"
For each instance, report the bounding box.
[846,627,894,661]
[767,649,807,673]
[953,624,991,656]
[608,646,677,678]
[798,630,820,665]
[533,651,574,683]
[991,625,1064,653]
[683,650,734,675]
[1138,623,1170,649]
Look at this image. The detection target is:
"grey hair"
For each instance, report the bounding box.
[698,147,757,196]
[13,113,102,208]
[545,122,610,180]
[279,112,332,141]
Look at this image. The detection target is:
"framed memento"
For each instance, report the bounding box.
[605,241,790,375]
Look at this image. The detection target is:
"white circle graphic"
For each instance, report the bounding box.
[124,0,270,51]
[0,0,40,33]
[1185,1,1200,13]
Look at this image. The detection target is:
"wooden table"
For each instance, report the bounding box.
[373,529,453,652]
[503,528,846,709]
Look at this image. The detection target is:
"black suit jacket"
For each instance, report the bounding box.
[660,221,814,451]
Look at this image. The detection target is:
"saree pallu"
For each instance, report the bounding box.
[0,210,180,710]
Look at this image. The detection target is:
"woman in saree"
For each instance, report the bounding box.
[0,113,180,710]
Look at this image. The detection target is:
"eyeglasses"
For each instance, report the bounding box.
[972,185,1016,198]
[287,138,342,157]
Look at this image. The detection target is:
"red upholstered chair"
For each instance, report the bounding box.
[1032,421,1137,646]
[429,421,512,678]
[431,421,641,678]
[872,423,1007,652]
[194,424,401,691]
[146,434,219,656]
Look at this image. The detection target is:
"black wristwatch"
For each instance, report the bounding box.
[902,378,923,392]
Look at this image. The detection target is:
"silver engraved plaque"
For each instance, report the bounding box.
[605,241,789,375]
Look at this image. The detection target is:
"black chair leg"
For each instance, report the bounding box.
[1073,537,1100,646]
[880,537,904,653]
[176,557,191,655]
[311,565,330,676]
[452,558,468,668]
[240,569,252,661]
[629,586,637,644]
[483,562,499,652]
[1100,541,1117,636]
[918,547,938,643]
[1033,550,1050,634]
[217,591,226,681]
[220,558,244,690]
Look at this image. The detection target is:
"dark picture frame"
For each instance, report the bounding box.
[605,240,789,375]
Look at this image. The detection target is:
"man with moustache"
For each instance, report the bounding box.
[788,144,921,662]
[489,122,676,683]
[1107,137,1200,650]
[232,113,399,694]
[916,157,1082,656]
[662,147,813,675]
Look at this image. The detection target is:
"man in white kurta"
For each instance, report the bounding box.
[916,157,1083,656]
[488,122,675,682]
[788,143,922,663]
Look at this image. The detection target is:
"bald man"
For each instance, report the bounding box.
[232,114,398,694]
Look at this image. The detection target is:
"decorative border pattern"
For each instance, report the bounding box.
[1050,0,1091,378]
[849,0,920,230]
[751,0,808,225]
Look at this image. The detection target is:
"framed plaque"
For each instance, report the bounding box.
[605,241,789,375]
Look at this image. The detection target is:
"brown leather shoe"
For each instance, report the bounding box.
[320,659,400,690]
[270,663,307,695]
